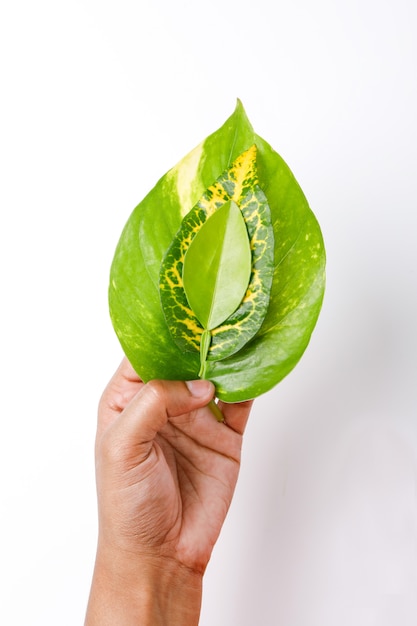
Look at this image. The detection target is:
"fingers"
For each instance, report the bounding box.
[106,378,215,463]
[97,358,144,436]
[98,358,253,463]
[218,399,254,435]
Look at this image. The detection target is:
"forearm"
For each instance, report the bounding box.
[85,545,203,626]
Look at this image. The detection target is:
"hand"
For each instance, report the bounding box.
[85,358,253,625]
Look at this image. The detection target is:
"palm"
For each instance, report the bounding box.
[97,359,252,574]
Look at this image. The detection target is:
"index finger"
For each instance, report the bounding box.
[98,358,144,435]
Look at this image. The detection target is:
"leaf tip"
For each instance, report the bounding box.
[234,97,245,115]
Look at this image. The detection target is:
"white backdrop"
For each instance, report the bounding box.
[1,1,416,624]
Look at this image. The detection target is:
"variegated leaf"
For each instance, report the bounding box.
[159,144,274,362]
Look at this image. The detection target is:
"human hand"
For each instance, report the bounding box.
[85,358,253,625]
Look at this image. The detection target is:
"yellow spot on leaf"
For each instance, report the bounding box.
[174,142,205,217]
[230,145,258,200]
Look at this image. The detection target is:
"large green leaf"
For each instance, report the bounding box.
[109,100,326,401]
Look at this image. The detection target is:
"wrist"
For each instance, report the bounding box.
[85,542,203,626]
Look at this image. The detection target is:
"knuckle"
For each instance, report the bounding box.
[144,379,166,401]
[98,428,128,470]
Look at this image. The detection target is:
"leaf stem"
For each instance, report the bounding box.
[208,399,225,422]
[197,330,223,421]
[198,329,212,378]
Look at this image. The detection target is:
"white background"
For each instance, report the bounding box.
[1,1,416,624]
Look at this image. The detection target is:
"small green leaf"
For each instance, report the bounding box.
[182,200,251,331]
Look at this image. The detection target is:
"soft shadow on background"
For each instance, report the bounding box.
[1,1,416,624]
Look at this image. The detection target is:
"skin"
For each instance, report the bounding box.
[85,358,253,625]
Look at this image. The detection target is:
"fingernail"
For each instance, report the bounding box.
[185,379,213,398]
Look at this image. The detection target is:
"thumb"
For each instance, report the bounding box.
[109,378,215,460]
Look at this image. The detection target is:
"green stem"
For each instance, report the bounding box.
[208,399,225,423]
[198,329,212,378]
[198,330,223,422]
